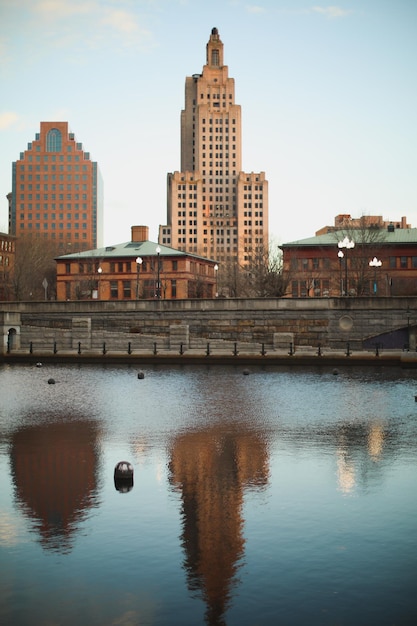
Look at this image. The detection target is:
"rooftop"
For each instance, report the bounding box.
[56,240,217,263]
[282,228,417,248]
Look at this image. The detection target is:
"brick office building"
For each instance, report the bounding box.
[10,122,103,253]
[281,215,417,297]
[56,226,218,301]
[0,231,15,301]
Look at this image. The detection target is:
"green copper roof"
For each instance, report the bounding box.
[282,228,417,247]
[56,240,217,263]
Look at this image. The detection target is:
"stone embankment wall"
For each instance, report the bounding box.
[1,297,416,354]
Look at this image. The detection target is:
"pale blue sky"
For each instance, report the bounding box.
[0,0,416,246]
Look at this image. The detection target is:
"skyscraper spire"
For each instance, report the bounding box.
[206,27,224,67]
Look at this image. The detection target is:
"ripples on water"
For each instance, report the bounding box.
[0,363,416,625]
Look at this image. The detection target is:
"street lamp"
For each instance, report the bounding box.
[97,266,102,300]
[135,256,142,299]
[338,236,355,296]
[369,257,382,295]
[337,250,344,296]
[214,263,219,297]
[156,246,161,299]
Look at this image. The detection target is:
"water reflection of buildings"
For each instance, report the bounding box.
[169,424,269,626]
[335,421,386,494]
[10,420,100,553]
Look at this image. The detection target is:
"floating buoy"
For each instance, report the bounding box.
[114,461,134,479]
[243,369,250,376]
[36,362,42,368]
[333,369,339,376]
[137,371,145,379]
[47,378,55,384]
[114,461,134,493]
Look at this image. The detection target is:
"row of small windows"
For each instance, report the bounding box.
[30,232,88,241]
[20,190,88,200]
[201,93,232,100]
[177,184,198,191]
[390,256,417,269]
[201,144,236,149]
[201,119,236,125]
[20,211,88,218]
[0,240,14,251]
[23,223,88,230]
[19,159,89,167]
[202,153,236,160]
[20,169,88,178]
[21,152,90,161]
[202,164,237,171]
[291,256,417,271]
[20,188,88,194]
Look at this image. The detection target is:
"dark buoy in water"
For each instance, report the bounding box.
[243,369,250,376]
[47,378,55,384]
[114,461,134,492]
[333,369,339,376]
[36,362,42,367]
[137,371,145,379]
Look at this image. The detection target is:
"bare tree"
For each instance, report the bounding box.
[333,218,387,295]
[217,240,291,298]
[12,235,60,300]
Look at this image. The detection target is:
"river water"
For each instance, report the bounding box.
[0,362,416,626]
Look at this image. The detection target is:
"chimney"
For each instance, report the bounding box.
[131,225,149,242]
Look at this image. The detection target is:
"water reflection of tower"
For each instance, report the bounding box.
[10,420,100,553]
[169,425,269,625]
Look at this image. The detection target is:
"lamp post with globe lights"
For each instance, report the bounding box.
[156,246,161,299]
[369,257,382,295]
[214,263,219,297]
[337,250,344,296]
[97,266,102,300]
[338,236,355,296]
[135,256,142,299]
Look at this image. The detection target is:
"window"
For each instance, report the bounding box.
[123,281,131,299]
[400,256,407,269]
[291,281,299,297]
[46,129,62,152]
[110,281,118,299]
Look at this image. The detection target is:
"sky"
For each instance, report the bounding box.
[0,0,416,247]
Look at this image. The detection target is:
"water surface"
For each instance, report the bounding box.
[1,363,416,625]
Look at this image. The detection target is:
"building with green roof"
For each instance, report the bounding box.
[281,221,417,297]
[56,226,218,301]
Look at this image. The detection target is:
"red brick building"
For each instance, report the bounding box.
[281,216,417,297]
[0,231,16,301]
[56,226,218,301]
[10,122,103,253]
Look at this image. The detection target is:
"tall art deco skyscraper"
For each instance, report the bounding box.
[159,28,268,268]
[10,122,103,253]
